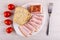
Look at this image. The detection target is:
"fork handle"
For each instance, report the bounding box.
[46,21,49,35]
[46,14,51,35]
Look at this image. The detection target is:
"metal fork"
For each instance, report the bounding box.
[46,3,53,35]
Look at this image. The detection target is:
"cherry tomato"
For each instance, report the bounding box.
[4,19,12,25]
[4,11,11,17]
[8,4,15,10]
[6,27,14,33]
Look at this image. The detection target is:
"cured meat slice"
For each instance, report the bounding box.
[24,23,36,32]
[29,19,41,29]
[19,26,32,37]
[33,14,43,21]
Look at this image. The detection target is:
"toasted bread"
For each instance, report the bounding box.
[13,6,31,25]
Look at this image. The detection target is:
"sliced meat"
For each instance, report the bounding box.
[19,26,31,37]
[31,16,42,24]
[34,14,43,17]
[29,19,41,29]
[31,12,41,14]
[19,27,27,37]
[24,23,36,32]
[30,19,42,25]
[28,23,37,32]
[28,14,43,29]
[28,21,38,30]
[22,26,32,34]
[33,15,43,21]
[34,16,42,21]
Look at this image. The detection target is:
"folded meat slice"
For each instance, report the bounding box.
[34,16,42,21]
[23,26,32,34]
[35,14,43,17]
[33,14,43,21]
[29,14,43,27]
[19,27,27,37]
[19,26,32,37]
[28,21,38,30]
[24,23,36,32]
[30,19,41,25]
[29,19,41,30]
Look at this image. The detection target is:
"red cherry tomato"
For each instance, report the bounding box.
[6,27,14,33]
[4,11,11,17]
[8,4,15,10]
[4,19,12,25]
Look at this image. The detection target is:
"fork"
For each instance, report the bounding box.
[46,3,53,35]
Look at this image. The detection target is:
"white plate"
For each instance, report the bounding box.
[13,2,48,37]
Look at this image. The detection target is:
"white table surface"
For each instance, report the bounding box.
[0,0,60,40]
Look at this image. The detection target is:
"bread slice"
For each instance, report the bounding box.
[13,6,31,25]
